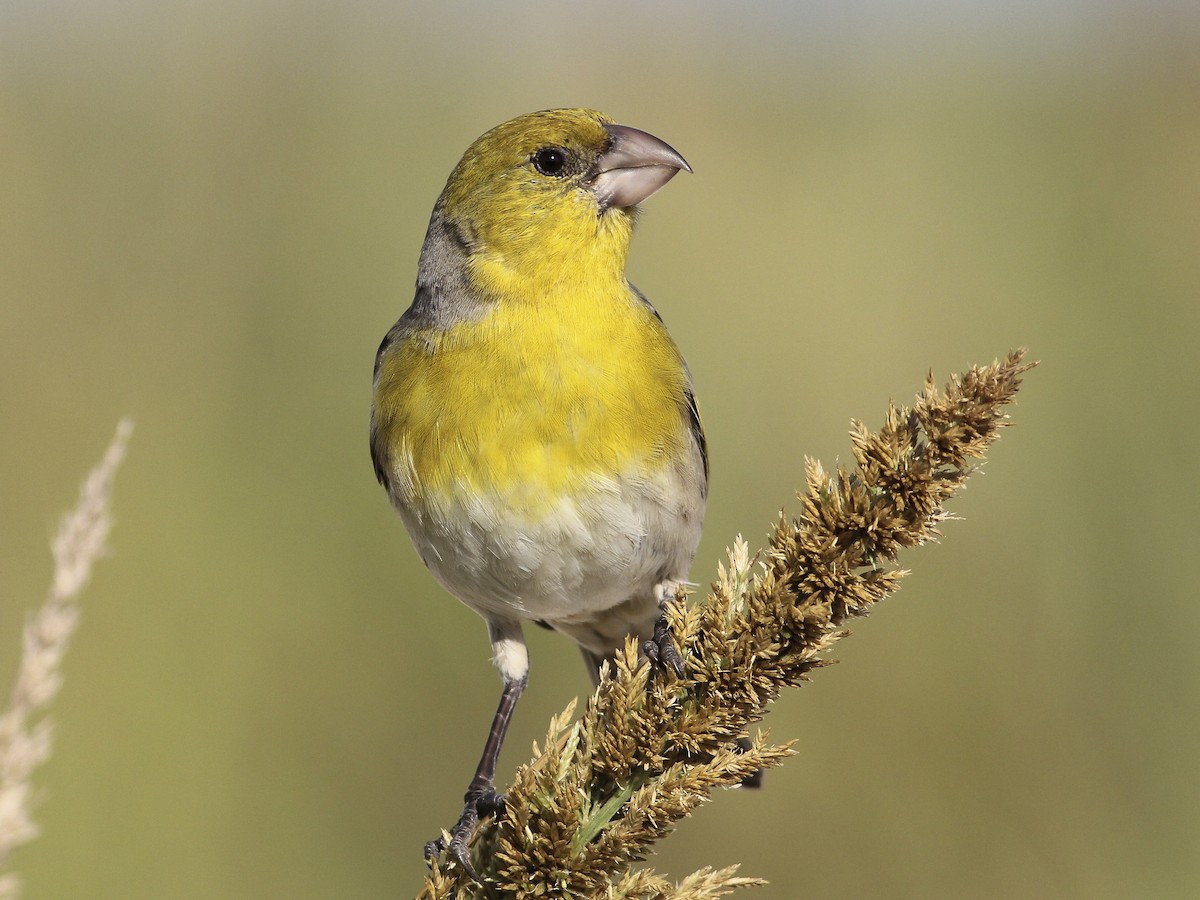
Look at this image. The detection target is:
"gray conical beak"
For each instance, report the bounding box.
[587,123,691,210]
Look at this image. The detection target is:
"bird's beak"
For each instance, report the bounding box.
[586,123,691,210]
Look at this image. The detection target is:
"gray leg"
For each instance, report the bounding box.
[424,620,528,880]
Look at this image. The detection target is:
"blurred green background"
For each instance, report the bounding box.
[2,0,1197,897]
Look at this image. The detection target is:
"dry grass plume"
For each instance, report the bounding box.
[0,421,132,898]
[419,351,1034,899]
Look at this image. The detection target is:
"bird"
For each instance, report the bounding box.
[369,108,706,877]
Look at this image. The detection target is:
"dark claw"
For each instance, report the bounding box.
[643,612,685,677]
[423,835,443,859]
[423,787,506,882]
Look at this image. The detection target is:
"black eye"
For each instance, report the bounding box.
[532,147,568,177]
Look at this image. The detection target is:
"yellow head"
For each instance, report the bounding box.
[433,108,690,301]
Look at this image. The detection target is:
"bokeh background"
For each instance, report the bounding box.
[2,1,1197,897]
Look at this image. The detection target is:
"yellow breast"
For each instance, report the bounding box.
[373,286,690,518]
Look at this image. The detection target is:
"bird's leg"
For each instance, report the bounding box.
[424,621,528,880]
[424,673,526,879]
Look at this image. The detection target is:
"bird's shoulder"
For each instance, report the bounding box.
[372,209,488,379]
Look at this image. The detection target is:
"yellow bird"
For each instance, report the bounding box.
[370,109,704,874]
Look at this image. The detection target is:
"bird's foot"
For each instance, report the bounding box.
[643,612,685,677]
[423,785,505,881]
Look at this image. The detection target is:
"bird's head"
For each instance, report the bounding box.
[434,108,690,300]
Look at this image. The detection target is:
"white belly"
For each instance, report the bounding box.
[393,458,704,657]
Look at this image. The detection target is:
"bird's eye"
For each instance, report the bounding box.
[532,147,569,177]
